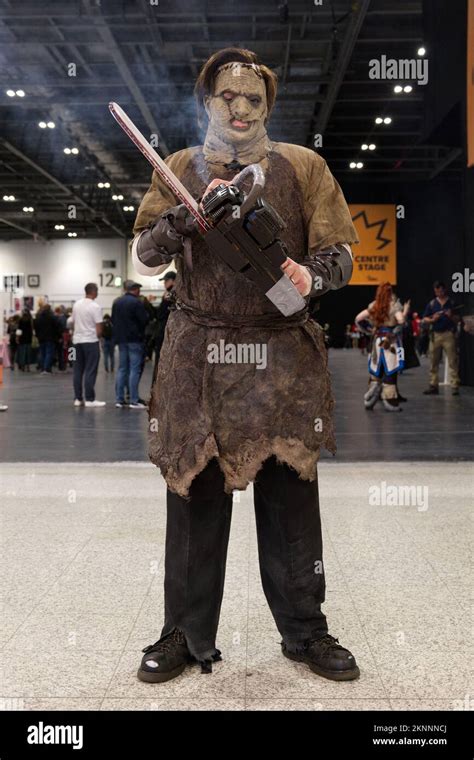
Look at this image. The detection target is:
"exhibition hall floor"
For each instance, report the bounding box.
[0,461,471,711]
[1,350,473,462]
[0,351,472,710]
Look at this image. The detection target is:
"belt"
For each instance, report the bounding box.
[174,298,309,330]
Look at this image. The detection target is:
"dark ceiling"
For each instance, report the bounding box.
[0,0,465,240]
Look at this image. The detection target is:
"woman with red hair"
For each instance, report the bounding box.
[355,283,408,411]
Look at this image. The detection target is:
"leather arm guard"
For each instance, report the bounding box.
[303,244,353,298]
[135,204,196,268]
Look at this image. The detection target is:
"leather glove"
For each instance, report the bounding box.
[136,204,198,268]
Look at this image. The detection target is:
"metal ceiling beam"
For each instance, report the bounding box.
[429,148,463,179]
[0,138,125,237]
[314,0,372,135]
[0,216,46,241]
[83,0,169,156]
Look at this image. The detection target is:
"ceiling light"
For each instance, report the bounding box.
[394,85,403,93]
[54,224,65,230]
[361,144,368,150]
[375,117,383,124]
[71,147,79,155]
[23,206,34,212]
[67,232,77,238]
[3,194,15,201]
[16,89,25,97]
[123,205,135,211]
[404,85,413,93]
[368,143,376,151]
[112,194,124,201]
[38,121,47,128]
[417,47,426,56]
[64,148,71,154]
[383,117,392,124]
[356,162,364,169]
[349,162,357,169]
[47,121,55,129]
[6,89,15,97]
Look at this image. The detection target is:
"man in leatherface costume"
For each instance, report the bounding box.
[131,48,360,683]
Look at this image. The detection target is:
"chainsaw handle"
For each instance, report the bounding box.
[232,164,266,216]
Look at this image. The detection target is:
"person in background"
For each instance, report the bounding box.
[54,306,68,371]
[16,308,34,371]
[70,282,105,407]
[142,295,158,363]
[422,281,460,396]
[101,313,115,372]
[64,307,73,367]
[411,311,421,353]
[400,299,420,375]
[152,271,176,384]
[355,283,408,412]
[343,324,352,349]
[34,304,60,374]
[7,315,19,370]
[112,280,149,409]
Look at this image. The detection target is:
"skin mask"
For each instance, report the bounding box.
[203,63,272,165]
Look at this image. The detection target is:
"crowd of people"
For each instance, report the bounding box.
[1,276,463,415]
[2,273,176,410]
[6,302,71,374]
[353,280,462,412]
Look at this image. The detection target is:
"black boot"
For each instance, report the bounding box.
[282,634,360,681]
[423,386,439,395]
[137,629,191,683]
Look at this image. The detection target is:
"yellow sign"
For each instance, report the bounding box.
[349,204,397,285]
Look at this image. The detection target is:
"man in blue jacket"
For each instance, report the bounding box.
[112,280,149,408]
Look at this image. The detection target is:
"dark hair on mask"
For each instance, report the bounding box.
[194,47,278,129]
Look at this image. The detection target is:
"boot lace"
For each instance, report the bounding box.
[142,628,186,655]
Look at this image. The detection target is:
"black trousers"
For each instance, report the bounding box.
[73,342,100,401]
[161,456,328,660]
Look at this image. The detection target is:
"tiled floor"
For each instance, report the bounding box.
[0,461,471,711]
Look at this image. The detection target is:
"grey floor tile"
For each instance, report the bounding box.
[1,698,103,711]
[390,698,473,711]
[100,698,246,710]
[374,650,473,699]
[0,649,120,698]
[244,698,392,710]
[3,611,137,652]
[0,459,470,709]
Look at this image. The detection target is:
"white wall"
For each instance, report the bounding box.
[0,237,171,314]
